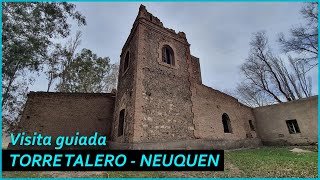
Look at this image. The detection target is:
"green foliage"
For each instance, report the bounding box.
[2,2,85,130]
[46,31,119,93]
[56,48,118,93]
[2,2,86,83]
[227,147,318,178]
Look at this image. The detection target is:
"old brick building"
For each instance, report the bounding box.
[17,5,318,150]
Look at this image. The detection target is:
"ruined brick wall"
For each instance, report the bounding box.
[253,96,318,145]
[130,6,195,143]
[190,56,202,84]
[111,19,140,143]
[115,5,259,145]
[18,92,115,140]
[15,5,317,150]
[191,84,258,140]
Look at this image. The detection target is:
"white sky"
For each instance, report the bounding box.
[29,2,318,95]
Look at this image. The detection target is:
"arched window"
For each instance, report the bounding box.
[123,51,129,73]
[162,45,174,65]
[118,109,125,137]
[222,113,232,133]
[249,120,255,131]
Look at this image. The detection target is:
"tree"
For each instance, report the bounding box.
[46,44,64,92]
[235,83,273,107]
[2,76,32,133]
[58,31,83,92]
[56,48,118,93]
[49,32,119,93]
[278,2,318,71]
[2,2,86,130]
[236,31,312,107]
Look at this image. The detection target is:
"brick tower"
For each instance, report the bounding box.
[111,5,200,148]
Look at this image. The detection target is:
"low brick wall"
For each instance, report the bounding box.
[17,92,115,140]
[254,96,318,146]
[108,138,262,150]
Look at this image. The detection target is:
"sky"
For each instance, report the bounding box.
[30,2,318,94]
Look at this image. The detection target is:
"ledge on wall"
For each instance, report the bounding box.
[27,91,116,98]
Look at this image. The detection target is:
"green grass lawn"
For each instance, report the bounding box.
[2,147,318,178]
[226,147,318,178]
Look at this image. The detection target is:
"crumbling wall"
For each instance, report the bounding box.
[111,25,139,143]
[119,5,260,145]
[190,55,202,84]
[191,84,258,140]
[131,6,195,143]
[18,92,115,140]
[253,96,318,145]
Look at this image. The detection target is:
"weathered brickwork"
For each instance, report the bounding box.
[254,96,318,146]
[111,23,140,143]
[191,84,257,140]
[136,15,194,142]
[112,5,261,148]
[190,56,202,84]
[17,5,317,150]
[18,92,115,140]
